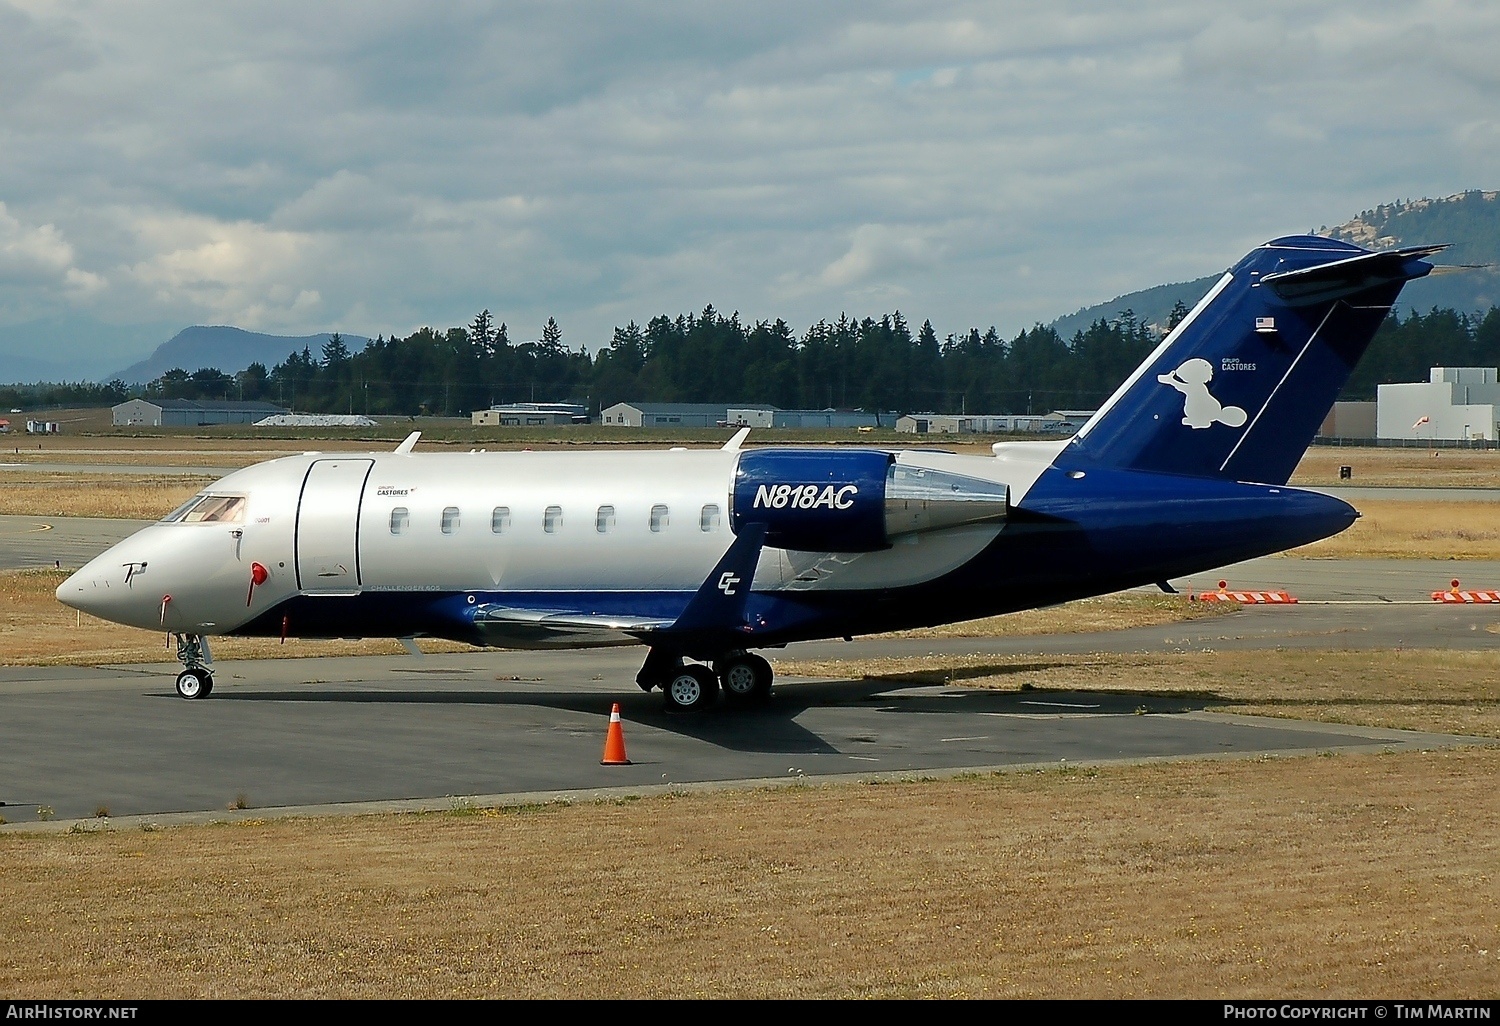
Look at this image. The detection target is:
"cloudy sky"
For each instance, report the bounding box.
[2,1,1498,380]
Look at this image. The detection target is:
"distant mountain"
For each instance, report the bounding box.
[110,326,371,384]
[1318,190,1500,314]
[1049,274,1220,343]
[0,350,77,384]
[1049,190,1500,339]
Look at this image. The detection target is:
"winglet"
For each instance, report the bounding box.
[722,426,751,451]
[661,522,768,639]
[394,431,421,454]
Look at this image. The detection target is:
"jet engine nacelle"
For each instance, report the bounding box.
[731,449,1010,553]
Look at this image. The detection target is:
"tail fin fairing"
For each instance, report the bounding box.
[1063,236,1441,485]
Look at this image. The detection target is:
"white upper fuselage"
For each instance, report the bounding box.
[56,442,1064,638]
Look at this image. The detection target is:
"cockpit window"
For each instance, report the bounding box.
[160,496,201,523]
[166,494,247,524]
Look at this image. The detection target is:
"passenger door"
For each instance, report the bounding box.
[296,459,374,593]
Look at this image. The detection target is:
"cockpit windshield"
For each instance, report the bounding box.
[161,493,247,524]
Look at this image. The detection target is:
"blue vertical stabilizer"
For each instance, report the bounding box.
[1062,236,1443,484]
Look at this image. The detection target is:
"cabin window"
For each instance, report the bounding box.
[441,506,460,534]
[700,504,721,532]
[544,505,563,533]
[390,507,409,535]
[650,504,669,533]
[596,505,616,533]
[491,506,510,534]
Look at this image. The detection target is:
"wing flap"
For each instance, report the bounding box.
[470,604,674,648]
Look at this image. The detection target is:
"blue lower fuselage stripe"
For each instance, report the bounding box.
[231,468,1355,647]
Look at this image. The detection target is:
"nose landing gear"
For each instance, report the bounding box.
[173,633,214,699]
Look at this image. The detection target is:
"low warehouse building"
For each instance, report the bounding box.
[472,402,588,426]
[1317,401,1377,440]
[896,412,1087,435]
[726,408,891,429]
[601,402,740,427]
[113,399,289,427]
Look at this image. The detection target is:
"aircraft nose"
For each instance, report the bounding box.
[55,556,144,623]
[56,562,111,616]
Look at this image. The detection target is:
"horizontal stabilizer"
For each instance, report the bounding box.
[1260,245,1446,305]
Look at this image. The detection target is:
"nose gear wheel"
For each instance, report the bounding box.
[172,633,214,699]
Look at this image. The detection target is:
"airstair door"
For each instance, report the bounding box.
[295,459,374,593]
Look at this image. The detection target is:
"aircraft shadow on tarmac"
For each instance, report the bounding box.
[178,672,1213,756]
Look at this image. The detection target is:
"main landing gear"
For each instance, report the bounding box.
[173,633,214,699]
[637,648,773,712]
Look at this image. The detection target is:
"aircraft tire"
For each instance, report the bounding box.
[720,654,772,704]
[176,668,213,700]
[664,665,718,712]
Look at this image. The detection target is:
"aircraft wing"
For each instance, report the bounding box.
[468,523,769,652]
[473,606,675,631]
[470,604,675,648]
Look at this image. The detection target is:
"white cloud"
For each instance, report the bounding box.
[0,1,1497,376]
[816,224,939,290]
[0,201,103,297]
[123,211,319,327]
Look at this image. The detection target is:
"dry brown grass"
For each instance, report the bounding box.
[1,568,468,665]
[776,648,1500,739]
[881,592,1234,638]
[0,473,210,519]
[1291,447,1500,488]
[1,748,1496,998]
[10,433,1500,481]
[1287,499,1500,559]
[7,450,291,467]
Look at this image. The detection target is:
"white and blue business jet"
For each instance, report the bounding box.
[58,236,1443,710]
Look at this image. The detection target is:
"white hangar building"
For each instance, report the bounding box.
[1376,367,1500,443]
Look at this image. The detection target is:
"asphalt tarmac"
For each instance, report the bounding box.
[0,642,1484,830]
[0,515,145,570]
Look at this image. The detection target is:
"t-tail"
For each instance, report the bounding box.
[1062,235,1444,485]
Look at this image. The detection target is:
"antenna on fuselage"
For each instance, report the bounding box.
[722,427,750,451]
[394,431,421,454]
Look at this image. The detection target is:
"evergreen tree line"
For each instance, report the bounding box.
[8,304,1500,416]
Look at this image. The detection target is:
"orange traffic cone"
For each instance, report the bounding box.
[601,703,631,765]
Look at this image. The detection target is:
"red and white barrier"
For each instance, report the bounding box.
[1192,580,1297,604]
[1431,579,1500,603]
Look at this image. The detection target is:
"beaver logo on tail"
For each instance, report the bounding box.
[1157,358,1247,429]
